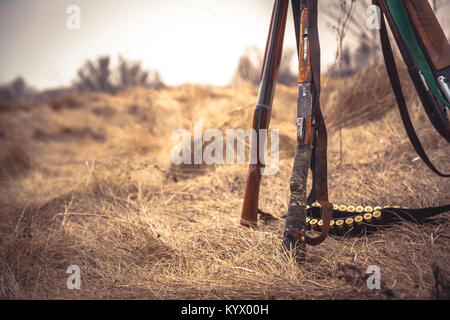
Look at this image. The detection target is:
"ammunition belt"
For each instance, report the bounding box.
[304,202,450,237]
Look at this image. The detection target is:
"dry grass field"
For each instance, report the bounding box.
[0,62,449,299]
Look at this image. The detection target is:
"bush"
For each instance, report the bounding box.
[76,56,115,94]
[74,55,165,94]
[0,77,36,103]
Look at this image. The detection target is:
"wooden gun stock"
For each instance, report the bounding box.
[240,110,270,227]
[404,0,450,71]
[377,0,450,148]
[298,8,312,84]
[241,166,263,227]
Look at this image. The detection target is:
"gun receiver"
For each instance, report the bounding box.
[296,7,314,146]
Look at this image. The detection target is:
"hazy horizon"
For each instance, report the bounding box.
[0,0,344,90]
[0,0,447,90]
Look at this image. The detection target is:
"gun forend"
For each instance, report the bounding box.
[296,7,314,146]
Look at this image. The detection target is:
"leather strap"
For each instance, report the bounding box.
[378,8,450,177]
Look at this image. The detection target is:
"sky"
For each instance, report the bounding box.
[0,0,343,89]
[1,0,444,90]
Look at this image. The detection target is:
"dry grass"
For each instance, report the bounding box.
[0,64,449,300]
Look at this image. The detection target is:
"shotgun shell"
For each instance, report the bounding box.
[336,219,345,229]
[310,219,318,230]
[333,204,339,211]
[347,205,355,213]
[318,219,323,230]
[373,210,382,221]
[374,206,382,211]
[382,205,390,209]
[306,217,311,225]
[356,206,364,214]
[338,205,347,212]
[354,215,363,225]
[364,206,373,213]
[363,213,373,223]
[329,219,335,230]
[345,217,354,228]
[311,202,321,216]
[393,205,400,209]
[306,205,311,210]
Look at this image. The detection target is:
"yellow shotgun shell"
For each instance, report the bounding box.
[306,205,310,210]
[363,213,373,222]
[347,205,355,213]
[356,206,364,213]
[336,219,345,229]
[338,205,347,212]
[373,211,382,220]
[354,215,363,225]
[333,204,339,210]
[364,206,373,213]
[310,219,318,229]
[312,202,321,207]
[318,220,323,229]
[345,217,354,228]
[306,217,311,225]
[374,206,382,211]
[329,220,335,229]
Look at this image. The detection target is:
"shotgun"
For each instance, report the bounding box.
[282,1,333,257]
[240,0,289,227]
[281,4,314,257]
[376,0,450,176]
